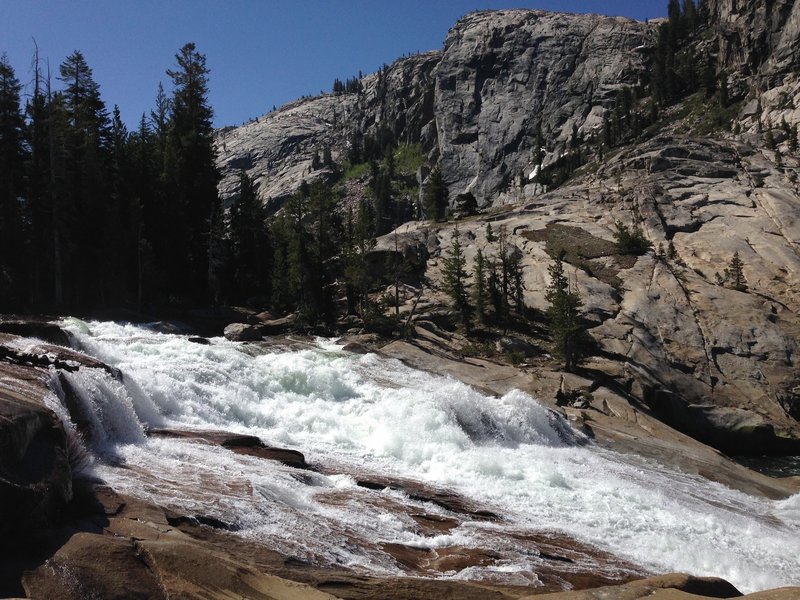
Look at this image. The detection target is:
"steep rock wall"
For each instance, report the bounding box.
[708,0,800,84]
[434,10,654,205]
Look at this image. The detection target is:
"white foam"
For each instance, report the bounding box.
[56,320,800,593]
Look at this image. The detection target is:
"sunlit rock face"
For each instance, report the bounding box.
[434,10,653,205]
[215,10,654,209]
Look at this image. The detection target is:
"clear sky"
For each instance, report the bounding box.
[1,1,668,130]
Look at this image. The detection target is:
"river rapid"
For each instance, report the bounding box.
[43,319,800,593]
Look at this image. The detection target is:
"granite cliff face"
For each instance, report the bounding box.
[434,10,653,205]
[216,52,440,209]
[708,0,799,83]
[216,10,654,208]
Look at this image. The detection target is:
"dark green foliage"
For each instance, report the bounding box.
[716,250,747,291]
[507,248,525,315]
[477,226,525,325]
[545,256,588,372]
[613,221,651,255]
[0,55,28,309]
[3,43,224,312]
[165,42,221,302]
[270,181,342,325]
[332,75,362,95]
[651,0,708,107]
[472,248,487,324]
[229,171,271,303]
[342,199,377,316]
[442,227,472,332]
[765,127,776,150]
[423,166,447,220]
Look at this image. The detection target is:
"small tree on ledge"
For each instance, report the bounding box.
[545,255,588,373]
[612,221,651,255]
[715,250,747,292]
[442,227,472,334]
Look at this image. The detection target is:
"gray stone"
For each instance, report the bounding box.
[222,323,263,342]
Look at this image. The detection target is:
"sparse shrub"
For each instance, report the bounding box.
[613,221,651,255]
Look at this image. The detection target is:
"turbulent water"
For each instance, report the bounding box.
[50,319,800,593]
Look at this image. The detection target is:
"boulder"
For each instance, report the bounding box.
[222,322,263,342]
[0,319,70,347]
[497,335,538,358]
[147,428,308,469]
[0,363,72,536]
[22,533,165,600]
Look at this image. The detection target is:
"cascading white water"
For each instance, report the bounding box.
[57,319,800,593]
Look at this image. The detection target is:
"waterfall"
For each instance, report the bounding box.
[47,319,800,593]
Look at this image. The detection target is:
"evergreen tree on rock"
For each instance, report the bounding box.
[423,166,447,220]
[442,227,472,333]
[545,255,587,373]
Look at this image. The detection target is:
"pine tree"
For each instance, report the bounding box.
[128,114,159,309]
[229,170,270,303]
[472,248,487,324]
[423,166,447,220]
[166,42,220,302]
[507,248,525,315]
[58,50,113,306]
[545,256,587,372]
[306,180,341,324]
[442,227,472,333]
[207,195,231,306]
[720,250,747,292]
[0,55,28,309]
[343,199,376,316]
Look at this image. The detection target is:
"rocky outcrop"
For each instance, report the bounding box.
[369,126,800,456]
[215,52,440,209]
[435,10,654,205]
[0,362,71,536]
[708,0,800,84]
[216,10,655,209]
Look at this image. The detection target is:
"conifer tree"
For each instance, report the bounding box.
[442,227,471,333]
[343,199,376,316]
[472,248,487,324]
[545,255,587,372]
[0,55,28,309]
[423,166,447,220]
[307,180,341,324]
[59,50,113,306]
[229,170,270,303]
[717,250,747,292]
[166,42,220,302]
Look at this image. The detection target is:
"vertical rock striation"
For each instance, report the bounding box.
[434,10,654,205]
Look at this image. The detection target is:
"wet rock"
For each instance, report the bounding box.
[0,319,70,347]
[147,428,308,469]
[22,533,165,600]
[341,341,371,354]
[222,322,264,342]
[260,313,297,335]
[0,363,72,537]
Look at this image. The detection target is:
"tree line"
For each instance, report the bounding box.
[0,44,220,312]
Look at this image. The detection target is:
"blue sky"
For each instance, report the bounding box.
[1,1,668,129]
